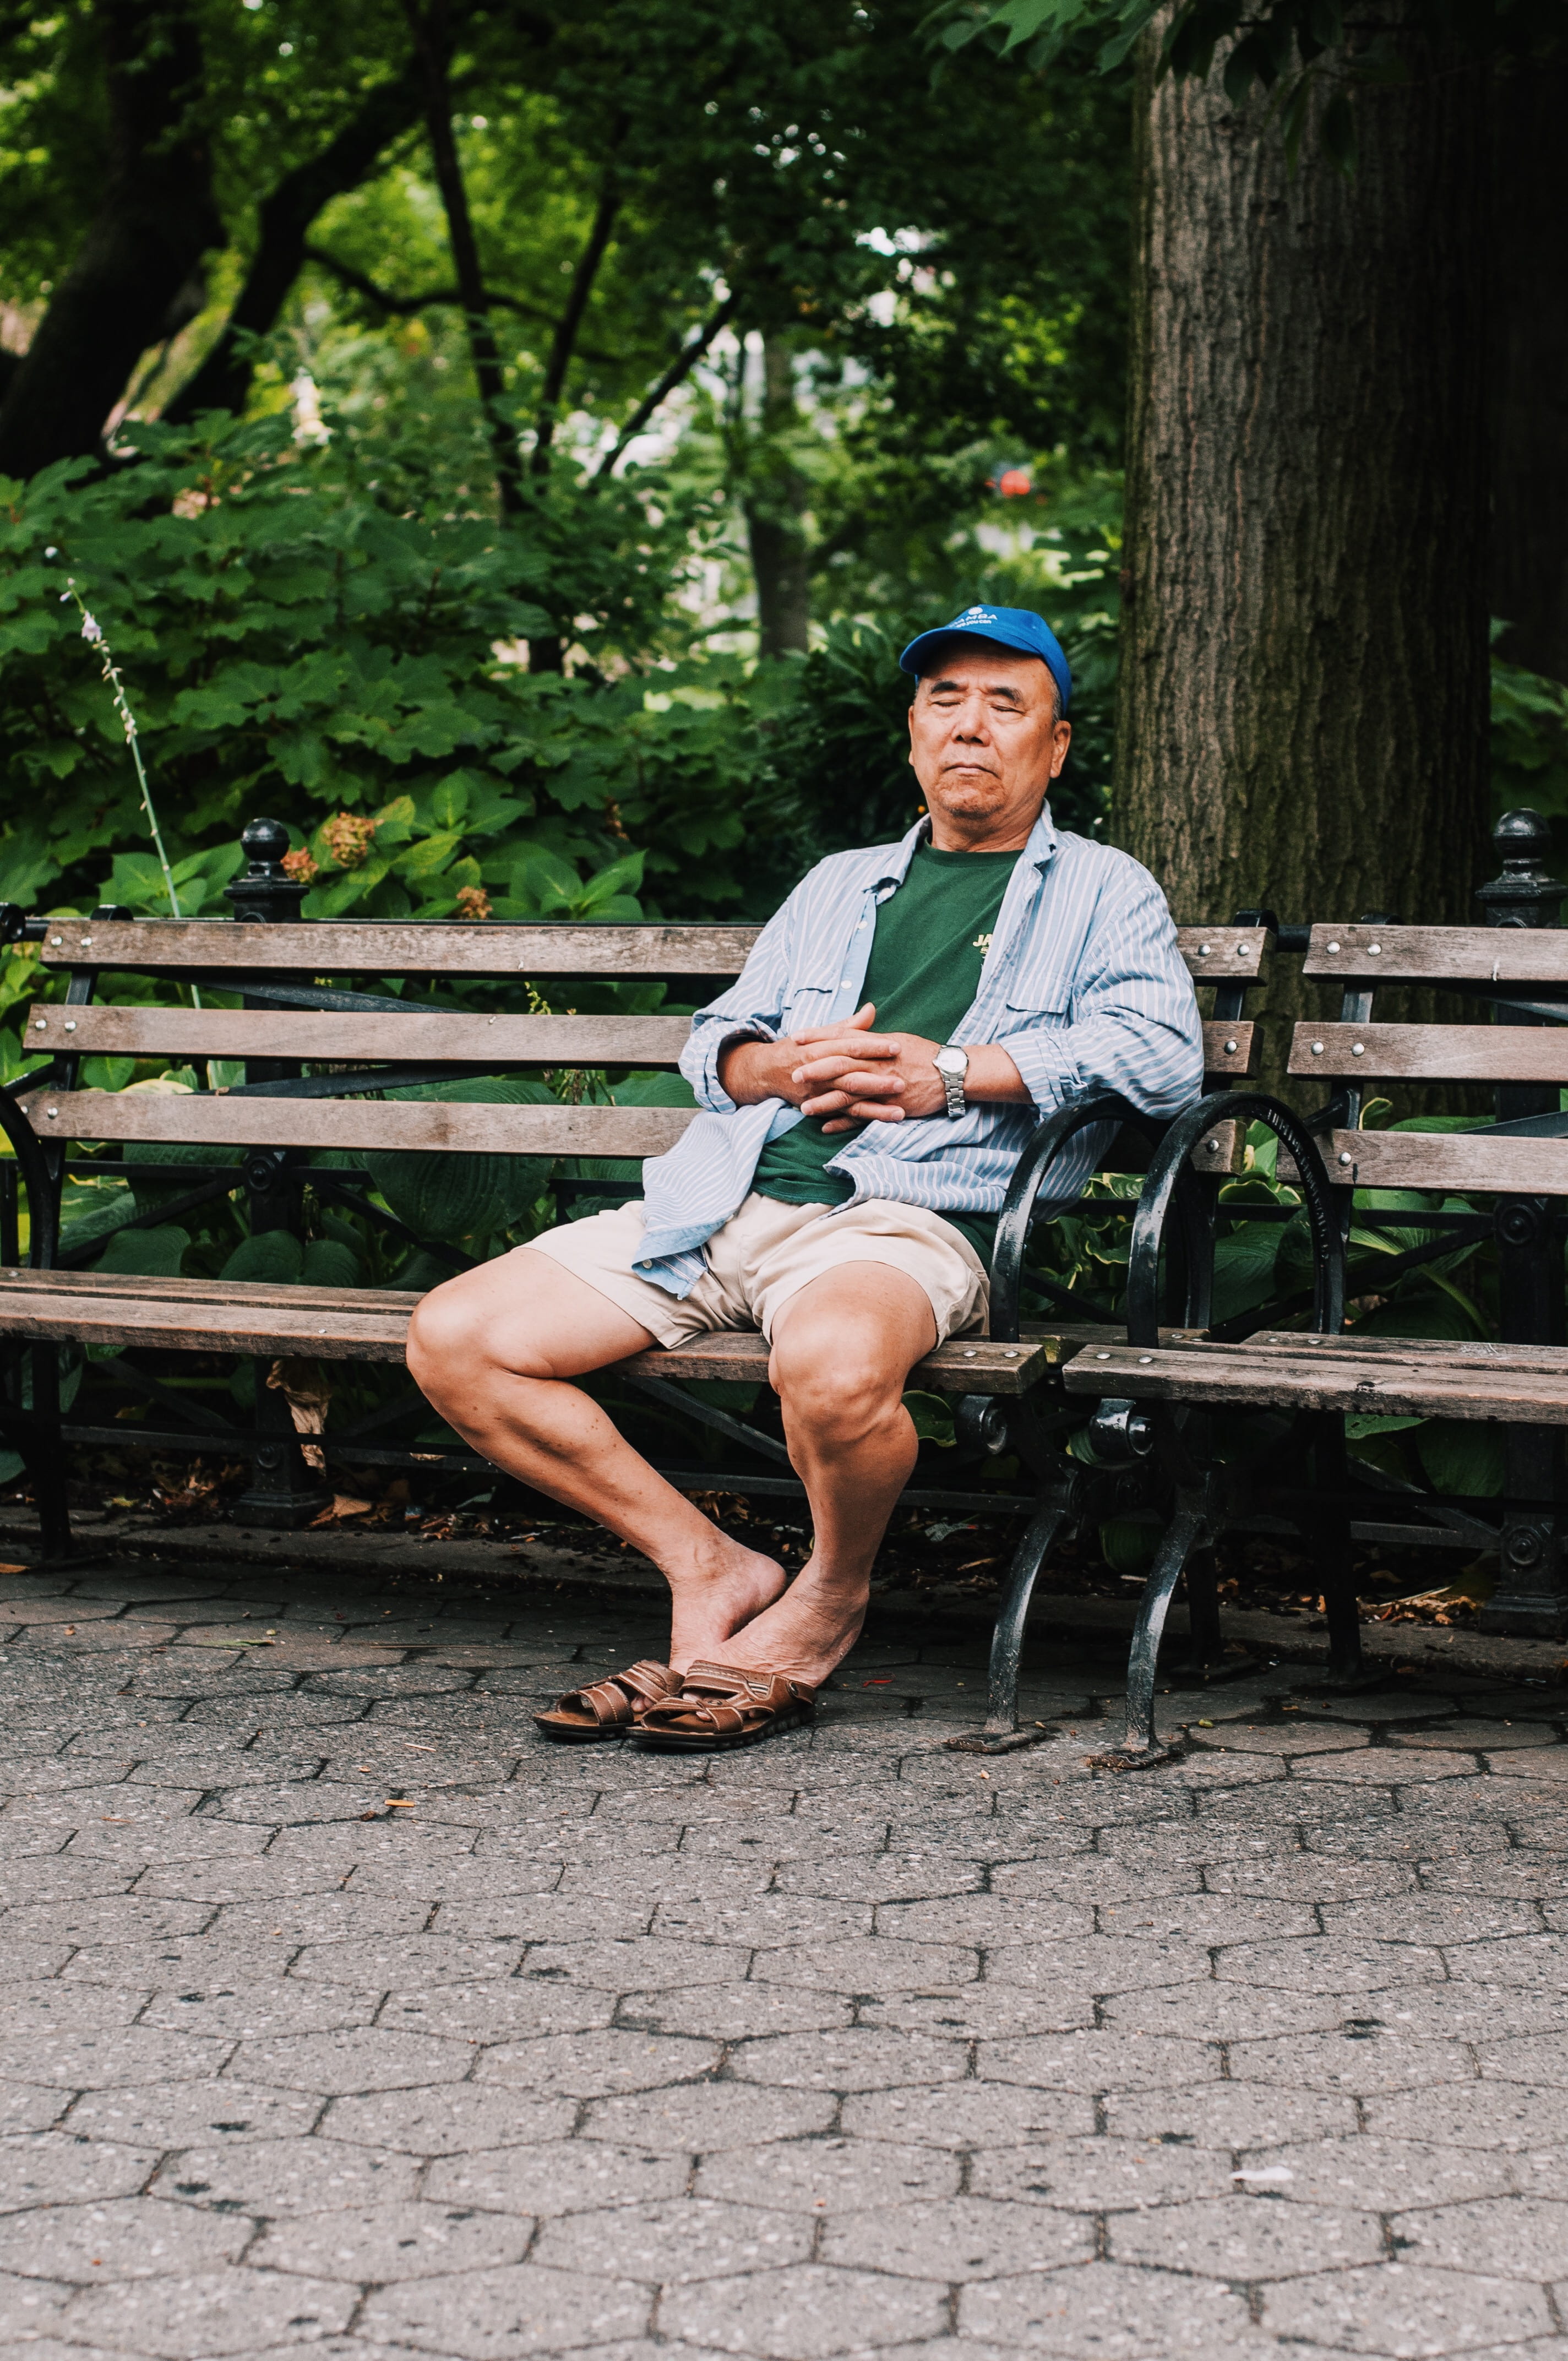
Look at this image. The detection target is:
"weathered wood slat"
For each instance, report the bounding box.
[0,1267,424,1315]
[0,1293,413,1362]
[1319,1128,1568,1194]
[1178,926,1270,980]
[1289,1020,1568,1084]
[25,1003,693,1065]
[1200,1021,1255,1075]
[20,1091,694,1156]
[40,915,1267,988]
[1063,1341,1568,1423]
[1305,923,1568,986]
[0,1279,1062,1394]
[36,920,761,978]
[1246,1329,1568,1375]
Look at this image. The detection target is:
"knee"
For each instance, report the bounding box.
[770,1329,903,1443]
[405,1281,487,1399]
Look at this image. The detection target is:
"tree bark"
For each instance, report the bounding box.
[0,0,221,477]
[1112,9,1490,1090]
[1491,60,1568,684]
[166,64,427,423]
[745,334,812,660]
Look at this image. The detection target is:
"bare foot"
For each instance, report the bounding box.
[664,1532,787,1674]
[712,1558,868,1688]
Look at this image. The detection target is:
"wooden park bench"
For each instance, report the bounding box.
[1065,810,1568,1764]
[0,815,1271,1732]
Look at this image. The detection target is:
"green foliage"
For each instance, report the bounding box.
[362,1078,559,1244]
[1491,651,1568,828]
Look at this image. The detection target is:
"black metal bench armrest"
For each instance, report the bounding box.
[1123,1090,1343,1349]
[987,1092,1168,1343]
[0,1087,58,1267]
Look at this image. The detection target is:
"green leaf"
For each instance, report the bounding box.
[221,1230,304,1284]
[904,1390,956,1447]
[94,1225,190,1277]
[301,1238,363,1290]
[1098,1517,1157,1574]
[81,1056,135,1092]
[363,1076,558,1242]
[1414,1418,1505,1499]
[426,776,471,830]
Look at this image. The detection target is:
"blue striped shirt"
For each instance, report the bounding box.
[634,808,1204,1296]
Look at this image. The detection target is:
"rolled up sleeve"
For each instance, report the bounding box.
[1001,877,1204,1119]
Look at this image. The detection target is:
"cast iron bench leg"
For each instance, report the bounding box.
[1306,1411,1370,1685]
[1098,1503,1207,1767]
[30,1341,70,1562]
[947,1493,1072,1754]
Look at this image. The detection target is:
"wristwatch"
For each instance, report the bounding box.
[933,1043,970,1119]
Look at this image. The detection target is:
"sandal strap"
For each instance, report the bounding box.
[553,1660,677,1727]
[639,1661,816,1734]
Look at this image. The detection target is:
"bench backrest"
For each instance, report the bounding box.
[20,911,1275,1162]
[1289,923,1568,1195]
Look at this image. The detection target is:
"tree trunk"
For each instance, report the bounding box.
[1491,61,1568,685]
[1112,10,1490,1093]
[744,335,812,659]
[0,0,220,478]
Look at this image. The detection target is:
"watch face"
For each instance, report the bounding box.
[936,1046,966,1075]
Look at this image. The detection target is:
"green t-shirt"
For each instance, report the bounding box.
[751,842,1018,1265]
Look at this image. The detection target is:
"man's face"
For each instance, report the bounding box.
[906,640,1071,836]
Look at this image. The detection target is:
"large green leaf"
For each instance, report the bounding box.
[364,1076,558,1243]
[569,1070,698,1185]
[301,1238,362,1290]
[1415,1419,1506,1499]
[94,1225,190,1277]
[221,1230,304,1283]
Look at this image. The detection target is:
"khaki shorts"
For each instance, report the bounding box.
[525,1192,988,1350]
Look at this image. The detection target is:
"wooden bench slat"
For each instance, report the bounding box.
[1305,923,1568,985]
[1290,1021,1568,1084]
[21,1091,694,1156]
[1063,1341,1568,1424]
[39,916,1270,989]
[25,1005,693,1065]
[0,1275,1070,1394]
[1320,1128,1568,1194]
[1177,927,1270,981]
[1246,1330,1568,1375]
[1201,1020,1255,1076]
[37,920,760,978]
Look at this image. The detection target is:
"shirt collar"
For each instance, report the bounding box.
[873,802,1059,896]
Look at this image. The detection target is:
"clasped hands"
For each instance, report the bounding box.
[718,1003,1026,1131]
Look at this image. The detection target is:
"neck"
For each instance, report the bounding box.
[927,799,1046,854]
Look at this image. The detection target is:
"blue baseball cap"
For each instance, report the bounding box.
[899,603,1071,715]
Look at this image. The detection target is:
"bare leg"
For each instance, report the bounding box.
[725,1265,938,1687]
[405,1250,783,1671]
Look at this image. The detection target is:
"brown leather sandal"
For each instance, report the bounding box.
[630,1661,818,1753]
[533,1659,679,1743]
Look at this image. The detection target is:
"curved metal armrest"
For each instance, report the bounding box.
[988,1092,1165,1344]
[1123,1090,1343,1350]
[0,1088,58,1268]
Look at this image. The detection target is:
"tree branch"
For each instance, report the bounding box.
[531,172,620,476]
[590,290,741,485]
[166,61,429,420]
[301,243,620,361]
[401,0,521,517]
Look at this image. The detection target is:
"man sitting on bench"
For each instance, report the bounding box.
[407,607,1203,1748]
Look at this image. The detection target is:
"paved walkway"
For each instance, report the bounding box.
[1,1552,1566,2361]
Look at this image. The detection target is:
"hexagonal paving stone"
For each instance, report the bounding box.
[361,2262,650,2359]
[0,2026,232,2089]
[824,2194,1093,2280]
[842,2084,1098,2147]
[582,2083,838,2153]
[322,2086,574,2155]
[1227,2028,1473,2093]
[476,2027,719,2099]
[1264,2263,1555,2354]
[981,2031,1221,2094]
[63,2080,324,2151]
[1388,2193,1568,2275]
[60,2264,355,2356]
[153,2135,418,2215]
[660,2260,946,2358]
[227,2026,473,2094]
[695,2136,960,2213]
[972,2134,1236,2210]
[533,2196,812,2282]
[1109,2190,1384,2276]
[0,2193,251,2282]
[252,2199,530,2282]
[1235,2136,1518,2209]
[0,2131,160,2213]
[962,2259,1253,2352]
[427,2142,688,2217]
[729,2029,968,2093]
